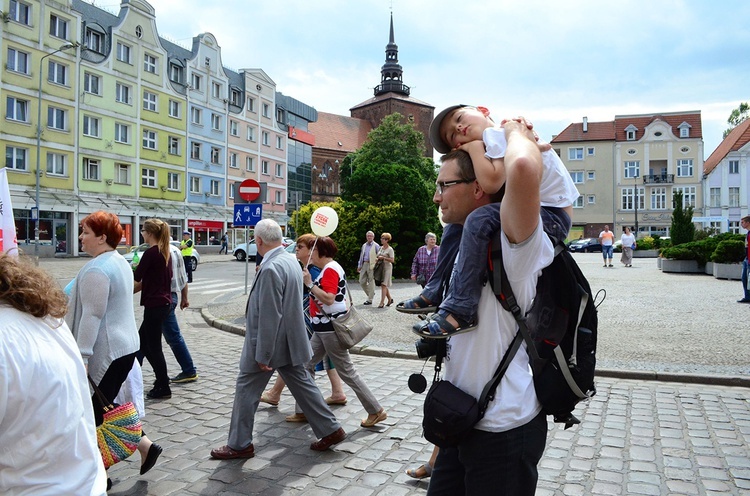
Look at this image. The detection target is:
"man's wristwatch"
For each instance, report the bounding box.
[306,283,314,291]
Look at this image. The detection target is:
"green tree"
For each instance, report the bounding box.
[723,102,750,138]
[670,190,695,246]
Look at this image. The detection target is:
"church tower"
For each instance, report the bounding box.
[350,13,435,157]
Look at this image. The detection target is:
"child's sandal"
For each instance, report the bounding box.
[396,294,438,314]
[412,313,477,339]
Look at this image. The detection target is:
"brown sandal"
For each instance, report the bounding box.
[361,408,387,428]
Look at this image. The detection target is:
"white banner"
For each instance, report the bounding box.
[0,169,19,256]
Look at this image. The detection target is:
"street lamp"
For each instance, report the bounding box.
[634,174,639,235]
[34,42,79,260]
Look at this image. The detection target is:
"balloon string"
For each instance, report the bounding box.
[307,237,318,268]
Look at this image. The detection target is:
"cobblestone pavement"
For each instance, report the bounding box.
[101,307,750,495]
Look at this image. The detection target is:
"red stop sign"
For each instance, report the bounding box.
[238,179,261,202]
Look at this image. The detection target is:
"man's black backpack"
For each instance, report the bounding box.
[489,232,601,428]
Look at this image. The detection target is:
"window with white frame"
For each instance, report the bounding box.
[168,136,180,155]
[275,190,283,205]
[621,187,644,210]
[167,172,179,191]
[624,161,640,178]
[651,187,667,210]
[143,53,157,74]
[142,130,157,150]
[230,120,239,136]
[5,146,28,170]
[210,180,220,196]
[116,42,131,63]
[84,72,101,95]
[229,183,235,199]
[190,107,202,125]
[82,158,100,180]
[729,160,739,174]
[625,125,637,141]
[47,106,66,130]
[262,131,270,146]
[9,1,31,25]
[262,103,270,117]
[261,160,269,175]
[46,152,66,175]
[211,82,221,99]
[569,171,584,183]
[85,29,104,54]
[142,90,157,112]
[277,107,284,123]
[115,163,130,184]
[275,163,283,177]
[211,113,221,131]
[568,147,583,160]
[680,127,689,138]
[676,159,693,177]
[49,14,68,39]
[190,176,201,193]
[115,82,131,104]
[247,97,255,112]
[191,73,201,91]
[729,187,740,207]
[190,142,201,160]
[82,115,100,137]
[247,126,255,141]
[573,195,584,208]
[587,195,595,204]
[674,186,696,208]
[276,135,283,149]
[210,147,220,164]
[168,99,180,118]
[48,60,68,85]
[6,96,28,122]
[229,152,238,168]
[141,168,156,188]
[729,221,741,234]
[710,187,720,207]
[587,171,595,180]
[587,147,595,156]
[246,156,254,171]
[230,89,241,106]
[114,122,129,143]
[169,63,183,83]
[6,48,29,74]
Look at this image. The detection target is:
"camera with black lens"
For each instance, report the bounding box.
[415,336,446,359]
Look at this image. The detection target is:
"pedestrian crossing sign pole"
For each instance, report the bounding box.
[233,204,263,293]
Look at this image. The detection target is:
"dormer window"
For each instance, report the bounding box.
[678,121,691,138]
[625,124,638,141]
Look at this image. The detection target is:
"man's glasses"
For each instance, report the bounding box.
[435,178,475,195]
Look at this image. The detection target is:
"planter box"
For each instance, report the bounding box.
[661,259,703,274]
[657,257,662,270]
[633,250,659,258]
[713,262,743,280]
[705,261,713,275]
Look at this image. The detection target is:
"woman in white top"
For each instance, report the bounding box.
[289,236,387,428]
[0,254,107,495]
[621,227,636,267]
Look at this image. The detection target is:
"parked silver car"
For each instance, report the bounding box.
[124,241,200,271]
[233,237,293,261]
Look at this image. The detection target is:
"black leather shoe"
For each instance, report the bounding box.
[140,444,162,475]
[738,299,750,303]
[310,427,346,451]
[147,387,172,399]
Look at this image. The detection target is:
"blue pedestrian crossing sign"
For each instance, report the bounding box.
[234,203,262,227]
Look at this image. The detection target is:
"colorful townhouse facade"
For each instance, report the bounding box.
[552,111,705,239]
[1,0,303,256]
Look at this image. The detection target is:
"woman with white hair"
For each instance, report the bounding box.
[410,232,440,288]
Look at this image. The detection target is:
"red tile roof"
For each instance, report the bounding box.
[308,112,372,152]
[703,118,750,176]
[613,111,702,142]
[551,121,616,143]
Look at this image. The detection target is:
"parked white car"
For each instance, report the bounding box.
[233,237,293,261]
[124,241,200,271]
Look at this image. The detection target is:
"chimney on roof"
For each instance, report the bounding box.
[583,117,588,133]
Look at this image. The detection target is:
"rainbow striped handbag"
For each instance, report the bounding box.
[88,376,142,469]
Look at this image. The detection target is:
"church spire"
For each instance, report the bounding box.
[374,12,410,97]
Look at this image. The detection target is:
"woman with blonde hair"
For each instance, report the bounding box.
[377,233,395,308]
[134,218,173,400]
[1,254,107,494]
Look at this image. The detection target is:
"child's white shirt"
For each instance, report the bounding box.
[483,127,580,208]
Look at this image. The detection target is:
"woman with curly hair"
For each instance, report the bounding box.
[66,211,162,483]
[0,254,107,494]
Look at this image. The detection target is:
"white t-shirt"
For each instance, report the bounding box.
[0,305,107,495]
[444,221,554,432]
[621,233,636,248]
[484,127,580,208]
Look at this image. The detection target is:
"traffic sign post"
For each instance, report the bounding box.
[238,179,261,202]
[233,203,263,293]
